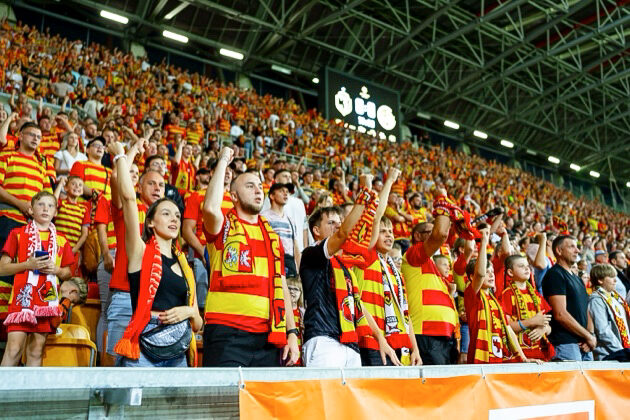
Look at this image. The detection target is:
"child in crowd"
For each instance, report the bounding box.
[588,264,630,360]
[464,228,540,364]
[502,255,554,361]
[0,192,75,366]
[286,276,304,366]
[54,175,91,276]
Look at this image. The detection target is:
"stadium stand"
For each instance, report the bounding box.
[0,2,629,417]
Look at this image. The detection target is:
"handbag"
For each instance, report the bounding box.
[139,320,192,361]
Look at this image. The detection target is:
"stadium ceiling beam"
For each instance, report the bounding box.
[452,13,630,100]
[149,0,170,19]
[389,0,528,70]
[444,0,592,95]
[373,0,458,66]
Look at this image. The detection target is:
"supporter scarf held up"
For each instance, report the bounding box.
[114,237,198,364]
[4,220,61,326]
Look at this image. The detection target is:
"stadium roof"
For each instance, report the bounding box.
[14,0,630,189]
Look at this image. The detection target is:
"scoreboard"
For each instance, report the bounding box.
[320,67,401,142]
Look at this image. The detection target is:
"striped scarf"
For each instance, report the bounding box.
[4,221,60,326]
[332,256,370,343]
[473,289,518,363]
[508,280,554,360]
[342,187,378,257]
[114,237,198,364]
[596,287,630,349]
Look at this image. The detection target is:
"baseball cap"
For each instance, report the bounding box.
[269,183,294,195]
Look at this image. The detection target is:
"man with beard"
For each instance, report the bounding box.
[542,235,595,361]
[201,147,299,367]
[144,154,184,214]
[406,192,429,228]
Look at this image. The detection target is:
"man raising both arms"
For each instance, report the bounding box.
[202,147,299,367]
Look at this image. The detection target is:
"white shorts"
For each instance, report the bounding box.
[303,336,361,368]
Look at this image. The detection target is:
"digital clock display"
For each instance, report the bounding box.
[321,67,401,142]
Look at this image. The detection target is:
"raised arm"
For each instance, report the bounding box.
[369,168,401,250]
[0,112,17,148]
[202,147,233,236]
[424,190,452,257]
[108,141,144,271]
[326,173,373,256]
[533,232,547,269]
[471,228,490,294]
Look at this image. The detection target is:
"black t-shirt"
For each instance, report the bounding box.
[300,240,359,352]
[129,254,188,313]
[542,264,588,345]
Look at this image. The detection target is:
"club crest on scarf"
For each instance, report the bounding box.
[16,284,33,308]
[38,280,58,303]
[223,241,253,273]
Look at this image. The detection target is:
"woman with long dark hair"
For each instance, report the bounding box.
[109,141,202,367]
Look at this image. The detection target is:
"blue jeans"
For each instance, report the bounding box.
[553,342,594,361]
[193,258,207,310]
[96,249,116,353]
[460,323,470,354]
[106,291,132,356]
[118,317,188,367]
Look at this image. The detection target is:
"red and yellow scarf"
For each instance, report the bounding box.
[114,237,198,365]
[596,287,630,348]
[473,290,519,363]
[332,256,370,343]
[508,280,554,360]
[4,221,61,326]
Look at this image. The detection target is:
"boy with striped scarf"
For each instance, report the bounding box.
[464,228,541,364]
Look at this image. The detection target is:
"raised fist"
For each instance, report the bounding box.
[219,147,234,164]
[359,173,374,190]
[387,167,401,183]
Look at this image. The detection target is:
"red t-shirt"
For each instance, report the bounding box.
[93,195,116,250]
[2,228,75,269]
[183,190,206,259]
[109,202,147,292]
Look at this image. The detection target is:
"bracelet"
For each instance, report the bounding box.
[286,328,299,337]
[113,153,127,164]
[518,320,527,331]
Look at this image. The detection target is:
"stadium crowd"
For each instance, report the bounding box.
[0,20,629,368]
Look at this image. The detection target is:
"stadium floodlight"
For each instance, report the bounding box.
[164,2,190,20]
[444,120,459,129]
[626,181,630,188]
[526,149,537,156]
[500,139,514,148]
[589,170,600,178]
[548,156,560,164]
[570,163,581,171]
[162,30,188,43]
[312,77,319,84]
[219,48,244,60]
[416,111,431,119]
[271,64,291,75]
[473,130,488,139]
[100,10,128,24]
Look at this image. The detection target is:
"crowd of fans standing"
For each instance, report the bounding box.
[0,20,629,368]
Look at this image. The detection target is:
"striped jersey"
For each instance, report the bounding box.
[0,150,53,223]
[54,199,90,248]
[94,195,116,250]
[186,123,203,144]
[69,160,112,201]
[165,124,186,143]
[39,130,60,181]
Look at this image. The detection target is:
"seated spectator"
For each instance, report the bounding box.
[588,264,630,360]
[0,191,74,366]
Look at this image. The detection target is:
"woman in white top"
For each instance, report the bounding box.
[54,132,87,178]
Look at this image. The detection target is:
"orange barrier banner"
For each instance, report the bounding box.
[240,369,630,420]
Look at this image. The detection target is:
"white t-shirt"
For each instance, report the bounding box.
[262,195,306,252]
[54,150,87,173]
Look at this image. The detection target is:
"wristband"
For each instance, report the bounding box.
[518,320,527,331]
[113,153,127,164]
[286,328,299,337]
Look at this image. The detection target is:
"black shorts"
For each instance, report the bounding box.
[415,334,458,365]
[202,324,281,367]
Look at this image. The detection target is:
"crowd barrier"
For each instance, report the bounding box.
[1,362,627,419]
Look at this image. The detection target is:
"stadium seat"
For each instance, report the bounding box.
[40,324,97,367]
[69,299,100,342]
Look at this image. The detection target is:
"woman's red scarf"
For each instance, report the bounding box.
[114,236,197,362]
[4,221,61,326]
